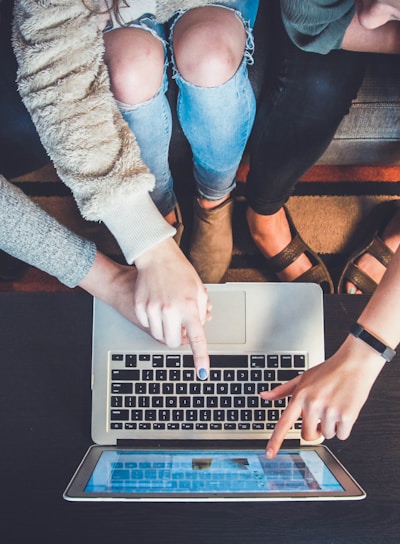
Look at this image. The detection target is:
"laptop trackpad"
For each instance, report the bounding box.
[204,290,246,344]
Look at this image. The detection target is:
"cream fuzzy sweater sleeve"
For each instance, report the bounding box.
[12,0,175,264]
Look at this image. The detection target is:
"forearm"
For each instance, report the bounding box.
[341,14,400,54]
[355,246,400,350]
[333,246,400,390]
[12,0,174,260]
[0,175,96,287]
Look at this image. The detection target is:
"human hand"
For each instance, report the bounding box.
[79,247,211,378]
[79,251,149,331]
[133,238,211,379]
[261,336,385,458]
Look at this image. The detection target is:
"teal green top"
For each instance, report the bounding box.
[280,0,356,54]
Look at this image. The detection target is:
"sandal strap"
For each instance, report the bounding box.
[266,206,333,293]
[295,263,332,286]
[368,236,394,267]
[343,262,378,294]
[268,233,308,273]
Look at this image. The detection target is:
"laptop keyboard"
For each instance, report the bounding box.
[109,352,305,433]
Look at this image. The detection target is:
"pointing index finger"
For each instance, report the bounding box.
[184,315,210,380]
[266,400,302,458]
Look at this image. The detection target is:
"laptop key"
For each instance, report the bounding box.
[252,423,264,430]
[111,422,123,429]
[135,383,147,395]
[148,383,160,394]
[250,355,265,368]
[224,423,237,430]
[125,396,136,408]
[111,382,133,394]
[111,396,123,407]
[196,423,208,430]
[278,369,303,381]
[294,354,306,367]
[111,409,129,421]
[162,383,174,394]
[156,369,167,380]
[112,369,139,380]
[125,354,137,367]
[280,355,292,368]
[220,397,232,408]
[179,396,190,408]
[210,423,222,430]
[166,355,181,367]
[145,410,157,421]
[159,410,170,421]
[200,410,212,421]
[206,396,218,408]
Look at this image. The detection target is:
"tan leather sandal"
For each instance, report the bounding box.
[337,200,399,294]
[267,206,334,294]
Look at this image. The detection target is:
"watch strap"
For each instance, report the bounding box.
[349,323,396,363]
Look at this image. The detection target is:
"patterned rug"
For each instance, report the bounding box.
[2,161,400,292]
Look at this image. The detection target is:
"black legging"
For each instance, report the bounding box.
[246,1,368,215]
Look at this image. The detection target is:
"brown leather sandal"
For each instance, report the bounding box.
[267,207,334,294]
[337,200,399,294]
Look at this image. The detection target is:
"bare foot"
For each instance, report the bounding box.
[346,208,400,294]
[246,207,312,282]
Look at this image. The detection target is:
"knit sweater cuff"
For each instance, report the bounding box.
[100,191,176,264]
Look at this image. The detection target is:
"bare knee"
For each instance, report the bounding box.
[104,27,165,105]
[173,7,246,87]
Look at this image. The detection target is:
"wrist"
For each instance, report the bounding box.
[341,334,387,373]
[79,251,122,300]
[349,322,397,363]
[134,237,179,270]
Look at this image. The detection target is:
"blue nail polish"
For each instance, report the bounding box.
[349,287,356,294]
[198,368,208,381]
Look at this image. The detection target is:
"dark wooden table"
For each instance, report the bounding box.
[1,292,399,544]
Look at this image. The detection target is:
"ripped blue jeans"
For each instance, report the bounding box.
[109,1,259,216]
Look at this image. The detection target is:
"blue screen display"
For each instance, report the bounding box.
[85,449,343,494]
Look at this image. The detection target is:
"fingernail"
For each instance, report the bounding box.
[198,368,208,381]
[349,287,356,294]
[266,448,274,459]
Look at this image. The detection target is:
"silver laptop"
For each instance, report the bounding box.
[64,282,366,501]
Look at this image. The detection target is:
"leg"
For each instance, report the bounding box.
[171,3,259,281]
[104,24,177,223]
[246,2,368,284]
[173,5,256,206]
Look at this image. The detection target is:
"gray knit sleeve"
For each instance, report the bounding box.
[0,175,96,287]
[281,0,356,54]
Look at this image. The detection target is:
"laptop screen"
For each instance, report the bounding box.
[85,448,343,494]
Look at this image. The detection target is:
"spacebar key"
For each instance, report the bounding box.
[183,355,248,368]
